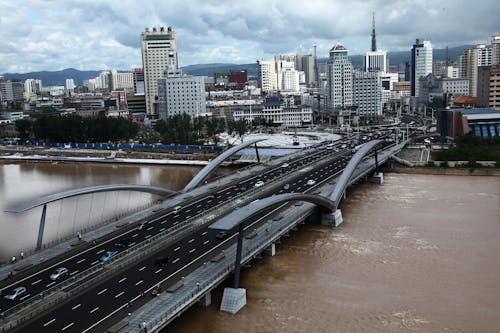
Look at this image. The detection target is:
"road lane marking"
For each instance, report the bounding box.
[77,258,86,264]
[96,249,105,254]
[188,238,195,243]
[115,291,124,298]
[185,215,191,219]
[155,269,162,274]
[90,307,99,314]
[135,280,143,286]
[43,319,56,327]
[145,235,151,239]
[97,288,107,295]
[172,258,180,263]
[62,322,74,331]
[70,270,79,276]
[174,246,180,252]
[118,277,126,283]
[32,279,41,285]
[202,231,208,236]
[138,266,146,272]
[146,226,154,231]
[161,220,166,224]
[189,248,196,253]
[19,294,30,301]
[132,233,139,238]
[91,260,99,265]
[173,221,179,225]
[185,209,191,213]
[130,242,136,246]
[159,228,165,232]
[72,304,81,310]
[203,240,210,245]
[46,281,56,287]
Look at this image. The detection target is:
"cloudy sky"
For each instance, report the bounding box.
[0,0,498,73]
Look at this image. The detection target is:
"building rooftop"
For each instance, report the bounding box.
[459,108,500,115]
[330,44,347,52]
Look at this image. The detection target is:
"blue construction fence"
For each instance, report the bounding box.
[0,141,224,153]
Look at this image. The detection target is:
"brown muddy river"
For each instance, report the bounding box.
[165,173,500,333]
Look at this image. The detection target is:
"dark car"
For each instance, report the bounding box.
[215,231,228,240]
[155,256,169,267]
[115,238,132,248]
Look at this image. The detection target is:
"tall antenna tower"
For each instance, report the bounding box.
[371,12,377,52]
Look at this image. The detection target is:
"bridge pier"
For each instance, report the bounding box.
[265,243,276,256]
[370,172,384,184]
[36,204,47,251]
[220,288,246,314]
[198,291,212,307]
[321,209,343,227]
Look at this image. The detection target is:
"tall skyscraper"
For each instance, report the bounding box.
[141,26,178,115]
[326,44,353,111]
[459,44,492,96]
[257,60,278,92]
[410,39,433,97]
[353,71,382,117]
[364,13,387,73]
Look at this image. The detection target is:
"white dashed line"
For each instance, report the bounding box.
[132,233,139,238]
[62,322,74,331]
[155,269,162,274]
[203,240,210,245]
[138,266,146,272]
[32,279,41,285]
[91,260,99,266]
[115,291,124,298]
[135,280,143,286]
[70,270,79,276]
[46,281,56,288]
[77,258,86,264]
[146,226,154,231]
[202,231,208,236]
[145,235,151,239]
[90,307,99,314]
[188,238,195,243]
[172,258,180,263]
[118,277,127,283]
[97,288,107,295]
[96,249,105,255]
[189,248,196,253]
[19,294,30,301]
[72,304,81,310]
[43,319,56,327]
[159,228,165,232]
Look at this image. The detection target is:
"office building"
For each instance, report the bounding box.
[364,13,387,73]
[133,68,145,95]
[157,68,206,120]
[141,26,178,115]
[24,79,42,95]
[0,80,24,102]
[477,65,500,108]
[326,44,353,111]
[353,71,382,117]
[411,39,433,97]
[257,60,278,92]
[492,35,500,65]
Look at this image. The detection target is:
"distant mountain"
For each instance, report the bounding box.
[0,45,476,84]
[2,68,102,86]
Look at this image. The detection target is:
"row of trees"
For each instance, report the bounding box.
[15,115,139,143]
[435,133,500,162]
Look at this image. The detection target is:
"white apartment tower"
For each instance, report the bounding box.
[257,60,278,92]
[141,26,178,115]
[459,44,492,96]
[410,39,433,97]
[326,44,353,111]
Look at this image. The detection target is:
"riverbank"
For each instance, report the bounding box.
[389,166,500,176]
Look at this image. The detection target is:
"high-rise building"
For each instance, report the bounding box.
[0,80,24,102]
[24,79,42,95]
[296,54,316,86]
[133,68,145,95]
[353,71,382,117]
[364,13,387,73]
[410,39,433,97]
[65,78,75,92]
[141,26,178,115]
[477,65,500,108]
[157,68,206,120]
[257,60,278,92]
[459,44,492,96]
[326,44,353,111]
[492,35,500,65]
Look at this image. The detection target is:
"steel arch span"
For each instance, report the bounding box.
[329,140,382,209]
[209,193,335,230]
[6,184,177,213]
[183,138,265,193]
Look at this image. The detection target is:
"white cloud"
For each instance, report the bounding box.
[0,0,499,73]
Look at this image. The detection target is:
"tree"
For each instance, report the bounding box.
[228,119,248,143]
[15,119,33,141]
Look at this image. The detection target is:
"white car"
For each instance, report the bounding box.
[254,181,265,188]
[4,286,27,300]
[306,179,316,186]
[50,267,69,281]
[281,163,289,168]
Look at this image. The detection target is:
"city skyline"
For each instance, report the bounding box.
[0,0,499,74]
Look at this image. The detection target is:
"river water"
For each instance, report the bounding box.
[1,163,499,332]
[165,173,500,333]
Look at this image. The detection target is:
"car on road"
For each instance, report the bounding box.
[100,251,118,262]
[115,238,132,248]
[254,181,264,188]
[215,231,228,240]
[173,206,182,214]
[283,183,290,190]
[4,286,27,300]
[281,163,289,168]
[50,267,69,281]
[306,179,316,186]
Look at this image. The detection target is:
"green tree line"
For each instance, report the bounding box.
[436,133,500,163]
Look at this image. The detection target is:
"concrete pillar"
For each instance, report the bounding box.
[220,287,246,314]
[36,204,47,251]
[370,172,384,184]
[321,209,343,227]
[265,243,276,256]
[199,291,211,307]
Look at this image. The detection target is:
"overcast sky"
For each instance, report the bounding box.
[1,0,499,73]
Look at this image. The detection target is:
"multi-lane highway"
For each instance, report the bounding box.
[2,143,363,332]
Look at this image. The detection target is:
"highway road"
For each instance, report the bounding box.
[14,146,355,332]
[0,144,344,320]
